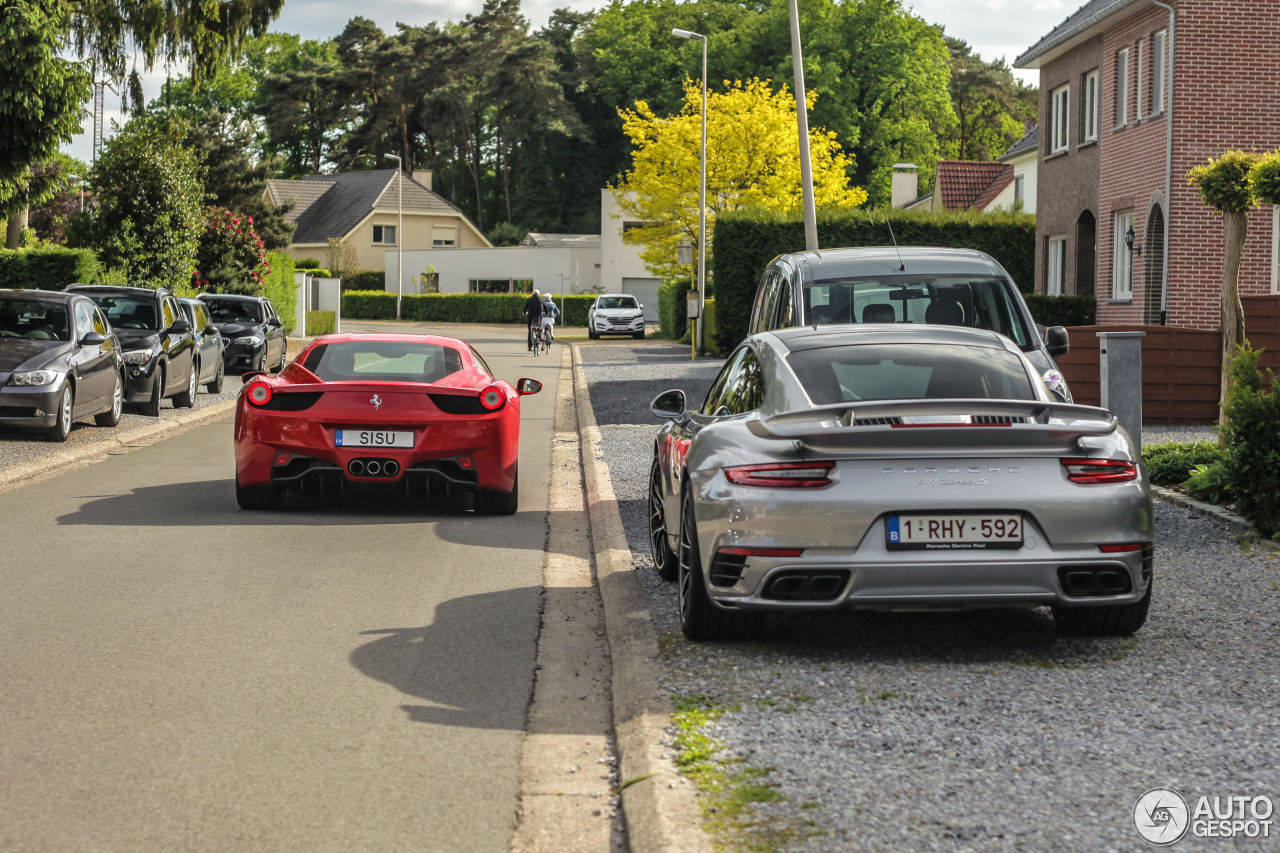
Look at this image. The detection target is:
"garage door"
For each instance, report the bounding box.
[621,277,662,323]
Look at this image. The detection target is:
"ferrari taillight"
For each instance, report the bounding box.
[247,381,273,407]
[479,384,505,412]
[723,461,834,488]
[1060,458,1138,484]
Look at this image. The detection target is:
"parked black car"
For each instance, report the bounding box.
[65,284,198,415]
[198,293,287,374]
[0,288,124,440]
[178,297,225,393]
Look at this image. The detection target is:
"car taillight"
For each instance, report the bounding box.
[1099,543,1147,553]
[716,546,805,558]
[723,461,834,488]
[247,381,273,407]
[1061,458,1138,484]
[479,384,505,411]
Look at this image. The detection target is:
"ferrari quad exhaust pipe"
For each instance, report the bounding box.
[383,460,400,477]
[347,458,400,478]
[348,459,365,476]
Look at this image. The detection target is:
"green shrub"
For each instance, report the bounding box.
[261,252,297,334]
[304,310,336,336]
[295,258,321,269]
[1024,294,1096,327]
[342,270,384,291]
[1222,344,1280,536]
[712,206,1036,353]
[1142,441,1224,486]
[343,290,396,319]
[340,291,597,325]
[703,297,722,356]
[659,277,692,340]
[0,247,100,290]
[1182,462,1231,504]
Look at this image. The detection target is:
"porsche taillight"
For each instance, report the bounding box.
[1060,458,1138,484]
[246,381,273,407]
[723,461,834,488]
[479,384,505,412]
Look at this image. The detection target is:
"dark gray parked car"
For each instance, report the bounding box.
[178,297,225,393]
[747,247,1073,401]
[198,293,287,374]
[0,288,124,440]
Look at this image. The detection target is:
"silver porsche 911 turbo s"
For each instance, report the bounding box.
[647,324,1152,642]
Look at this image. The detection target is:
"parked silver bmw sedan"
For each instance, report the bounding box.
[648,324,1152,641]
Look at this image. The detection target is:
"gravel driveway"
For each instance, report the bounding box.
[581,341,1280,851]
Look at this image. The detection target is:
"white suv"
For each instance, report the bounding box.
[587,294,646,340]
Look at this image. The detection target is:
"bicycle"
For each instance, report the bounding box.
[538,318,554,354]
[530,322,549,356]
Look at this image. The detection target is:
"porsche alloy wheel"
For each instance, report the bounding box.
[95,371,124,427]
[475,466,518,515]
[648,458,678,581]
[677,489,762,641]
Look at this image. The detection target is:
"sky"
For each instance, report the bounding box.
[62,0,1080,165]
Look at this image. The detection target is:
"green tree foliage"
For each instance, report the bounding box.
[615,78,867,277]
[24,155,90,244]
[255,35,345,175]
[0,1,91,237]
[86,121,204,290]
[1221,344,1280,537]
[942,37,1036,162]
[193,208,270,295]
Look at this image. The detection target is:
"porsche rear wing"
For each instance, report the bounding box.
[745,399,1119,453]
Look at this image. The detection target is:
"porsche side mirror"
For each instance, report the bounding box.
[79,331,107,346]
[241,370,267,383]
[1044,325,1070,358]
[516,377,542,395]
[650,389,686,420]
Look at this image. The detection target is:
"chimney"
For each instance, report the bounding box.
[891,163,919,209]
[411,170,432,191]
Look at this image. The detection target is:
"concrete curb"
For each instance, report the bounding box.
[569,344,713,853]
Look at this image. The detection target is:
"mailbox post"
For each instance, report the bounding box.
[1098,331,1145,452]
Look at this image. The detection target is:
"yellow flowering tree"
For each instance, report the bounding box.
[613,78,867,278]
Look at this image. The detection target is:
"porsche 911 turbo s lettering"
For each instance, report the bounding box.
[233,333,541,513]
[648,324,1152,642]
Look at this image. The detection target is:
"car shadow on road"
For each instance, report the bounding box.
[349,588,546,731]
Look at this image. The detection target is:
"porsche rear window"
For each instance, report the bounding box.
[302,342,464,383]
[789,343,1036,405]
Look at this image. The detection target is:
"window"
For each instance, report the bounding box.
[1113,210,1135,299]
[432,226,457,247]
[1051,84,1070,153]
[1047,235,1067,296]
[1136,39,1144,118]
[1152,30,1167,114]
[74,301,95,339]
[1015,175,1025,206]
[373,225,396,245]
[1115,48,1130,126]
[1083,69,1099,141]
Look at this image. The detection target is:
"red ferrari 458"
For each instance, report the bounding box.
[233,333,541,512]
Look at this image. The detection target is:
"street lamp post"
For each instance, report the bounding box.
[384,154,404,320]
[672,27,707,358]
[787,0,818,250]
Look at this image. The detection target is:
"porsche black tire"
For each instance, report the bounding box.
[206,357,225,394]
[173,360,198,408]
[236,474,284,510]
[138,365,163,417]
[648,457,678,581]
[45,384,73,442]
[678,489,763,641]
[1052,581,1151,636]
[95,371,124,427]
[475,466,518,515]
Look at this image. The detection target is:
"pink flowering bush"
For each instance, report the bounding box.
[193,207,270,295]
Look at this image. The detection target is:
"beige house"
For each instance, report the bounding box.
[265,170,490,271]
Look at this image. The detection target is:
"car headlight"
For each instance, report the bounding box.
[120,348,156,366]
[234,335,265,347]
[8,369,64,386]
[1042,369,1072,403]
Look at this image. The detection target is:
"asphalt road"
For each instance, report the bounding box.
[0,326,565,851]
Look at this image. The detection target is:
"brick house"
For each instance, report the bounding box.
[1015,0,1280,327]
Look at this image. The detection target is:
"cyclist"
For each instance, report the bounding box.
[540,293,559,341]
[523,289,545,351]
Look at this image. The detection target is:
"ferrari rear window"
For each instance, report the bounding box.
[302,342,464,383]
[788,343,1036,405]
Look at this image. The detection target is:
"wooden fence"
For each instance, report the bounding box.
[1057,295,1280,425]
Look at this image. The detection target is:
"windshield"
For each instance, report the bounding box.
[0,298,70,341]
[302,341,465,384]
[788,343,1036,405]
[204,299,263,324]
[802,274,1032,350]
[598,296,638,310]
[83,294,158,331]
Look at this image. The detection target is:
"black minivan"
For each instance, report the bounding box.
[747,246,1073,401]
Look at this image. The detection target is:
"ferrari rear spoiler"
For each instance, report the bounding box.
[746,399,1119,452]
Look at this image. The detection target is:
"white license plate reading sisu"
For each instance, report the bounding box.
[887,513,1023,550]
[335,429,414,448]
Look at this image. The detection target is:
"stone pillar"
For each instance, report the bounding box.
[1097,331,1145,451]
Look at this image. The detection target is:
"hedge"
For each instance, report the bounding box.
[1025,294,1096,327]
[261,252,298,334]
[713,206,1036,353]
[0,247,100,291]
[658,277,692,339]
[342,270,382,291]
[304,310,336,336]
[341,291,598,326]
